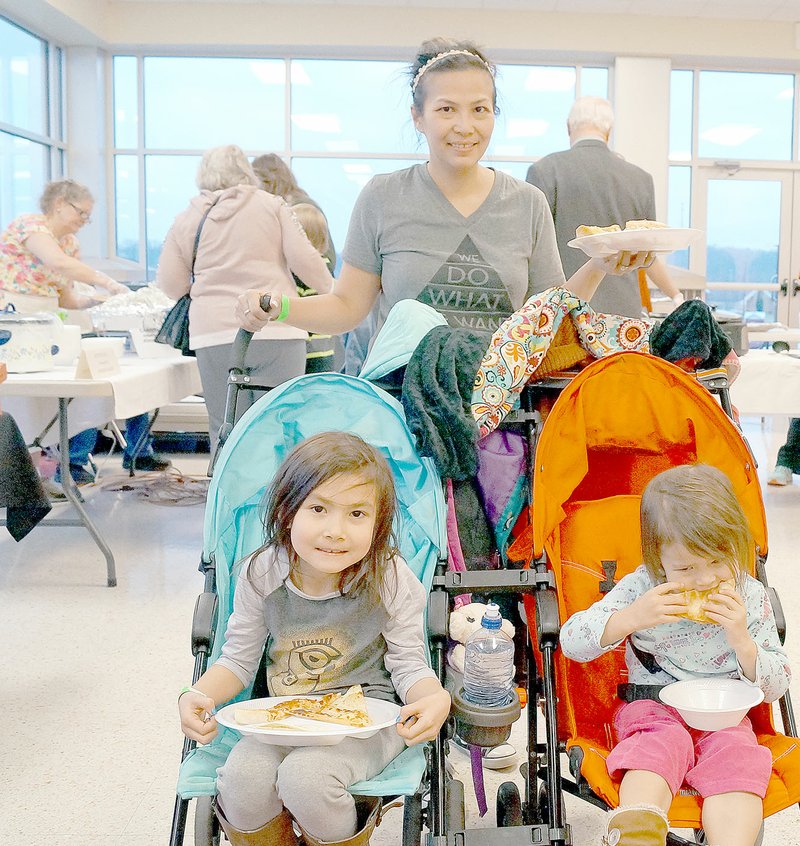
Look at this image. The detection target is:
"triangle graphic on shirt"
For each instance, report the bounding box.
[417,235,513,333]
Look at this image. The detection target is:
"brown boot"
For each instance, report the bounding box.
[298,796,382,846]
[215,803,298,846]
[600,804,669,846]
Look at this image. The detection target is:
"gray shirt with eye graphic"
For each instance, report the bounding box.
[216,548,436,703]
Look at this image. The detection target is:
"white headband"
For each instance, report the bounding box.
[411,49,493,93]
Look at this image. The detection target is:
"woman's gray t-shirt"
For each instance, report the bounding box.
[342,164,566,335]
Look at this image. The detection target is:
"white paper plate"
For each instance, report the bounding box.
[567,227,704,258]
[216,695,401,746]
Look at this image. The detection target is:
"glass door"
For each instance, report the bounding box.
[693,167,795,325]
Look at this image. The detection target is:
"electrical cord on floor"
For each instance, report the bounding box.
[97,465,210,506]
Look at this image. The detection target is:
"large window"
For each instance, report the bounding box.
[0,16,64,228]
[667,68,799,324]
[112,56,608,276]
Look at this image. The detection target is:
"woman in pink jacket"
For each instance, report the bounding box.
[156,145,334,454]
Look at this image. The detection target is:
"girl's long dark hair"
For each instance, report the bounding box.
[246,432,398,601]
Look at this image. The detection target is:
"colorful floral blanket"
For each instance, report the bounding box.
[471,287,653,437]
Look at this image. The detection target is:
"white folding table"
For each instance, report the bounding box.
[730,349,800,417]
[0,354,202,586]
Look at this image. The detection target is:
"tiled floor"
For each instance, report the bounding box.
[1,416,798,845]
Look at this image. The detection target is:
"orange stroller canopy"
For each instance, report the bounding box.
[531,351,767,560]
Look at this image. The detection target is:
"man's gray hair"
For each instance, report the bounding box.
[196,144,259,191]
[567,96,614,136]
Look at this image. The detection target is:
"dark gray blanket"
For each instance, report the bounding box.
[401,326,492,481]
[0,412,52,541]
[650,299,732,369]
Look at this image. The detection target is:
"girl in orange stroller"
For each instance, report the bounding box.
[560,464,789,846]
[515,351,800,846]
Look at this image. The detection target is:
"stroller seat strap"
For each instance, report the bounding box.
[617,683,666,703]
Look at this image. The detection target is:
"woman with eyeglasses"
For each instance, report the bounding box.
[0,178,167,489]
[0,178,128,312]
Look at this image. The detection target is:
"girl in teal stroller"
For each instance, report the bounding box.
[179,431,451,844]
[168,367,457,846]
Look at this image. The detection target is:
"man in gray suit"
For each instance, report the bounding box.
[526,96,682,317]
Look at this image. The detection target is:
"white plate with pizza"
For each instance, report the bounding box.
[215,685,401,746]
[567,226,703,259]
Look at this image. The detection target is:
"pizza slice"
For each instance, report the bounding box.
[624,219,668,230]
[575,223,621,238]
[298,685,373,728]
[234,692,339,726]
[680,579,736,623]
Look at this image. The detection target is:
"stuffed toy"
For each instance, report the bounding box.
[447,601,515,674]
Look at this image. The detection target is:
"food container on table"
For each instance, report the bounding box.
[0,305,61,373]
[52,324,82,365]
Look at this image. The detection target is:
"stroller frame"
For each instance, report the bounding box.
[170,330,583,846]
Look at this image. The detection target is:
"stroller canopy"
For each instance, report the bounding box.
[203,372,447,660]
[530,351,767,559]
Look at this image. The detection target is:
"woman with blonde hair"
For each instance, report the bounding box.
[0,179,164,485]
[0,178,127,312]
[156,145,334,455]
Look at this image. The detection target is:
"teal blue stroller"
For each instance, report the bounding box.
[168,369,458,846]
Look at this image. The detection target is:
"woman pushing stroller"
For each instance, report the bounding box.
[560,464,790,846]
[236,37,654,342]
[178,432,451,846]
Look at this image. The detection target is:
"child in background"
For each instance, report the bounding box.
[178,432,451,846]
[292,202,339,373]
[560,464,790,846]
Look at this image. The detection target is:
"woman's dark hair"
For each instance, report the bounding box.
[409,36,497,113]
[247,432,398,601]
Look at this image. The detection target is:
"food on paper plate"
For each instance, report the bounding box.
[624,219,668,230]
[575,223,622,238]
[234,685,373,729]
[680,579,736,623]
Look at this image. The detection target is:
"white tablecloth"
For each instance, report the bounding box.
[730,349,800,417]
[0,355,202,445]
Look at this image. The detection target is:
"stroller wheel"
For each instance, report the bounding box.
[537,782,565,826]
[402,791,423,846]
[445,778,466,830]
[496,781,523,827]
[194,795,220,846]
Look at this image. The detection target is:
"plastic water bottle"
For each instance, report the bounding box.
[461,602,515,707]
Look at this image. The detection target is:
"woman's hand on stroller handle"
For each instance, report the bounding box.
[236,288,280,332]
[396,684,452,746]
[178,689,218,744]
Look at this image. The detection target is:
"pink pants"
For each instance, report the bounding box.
[605,699,772,798]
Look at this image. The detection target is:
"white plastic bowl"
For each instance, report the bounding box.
[659,678,764,731]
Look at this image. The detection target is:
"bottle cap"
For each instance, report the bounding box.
[481,602,502,629]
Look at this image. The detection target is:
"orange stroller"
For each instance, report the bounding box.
[508,351,800,845]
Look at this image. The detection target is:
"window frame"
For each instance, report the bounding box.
[0,14,67,226]
[109,51,611,275]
